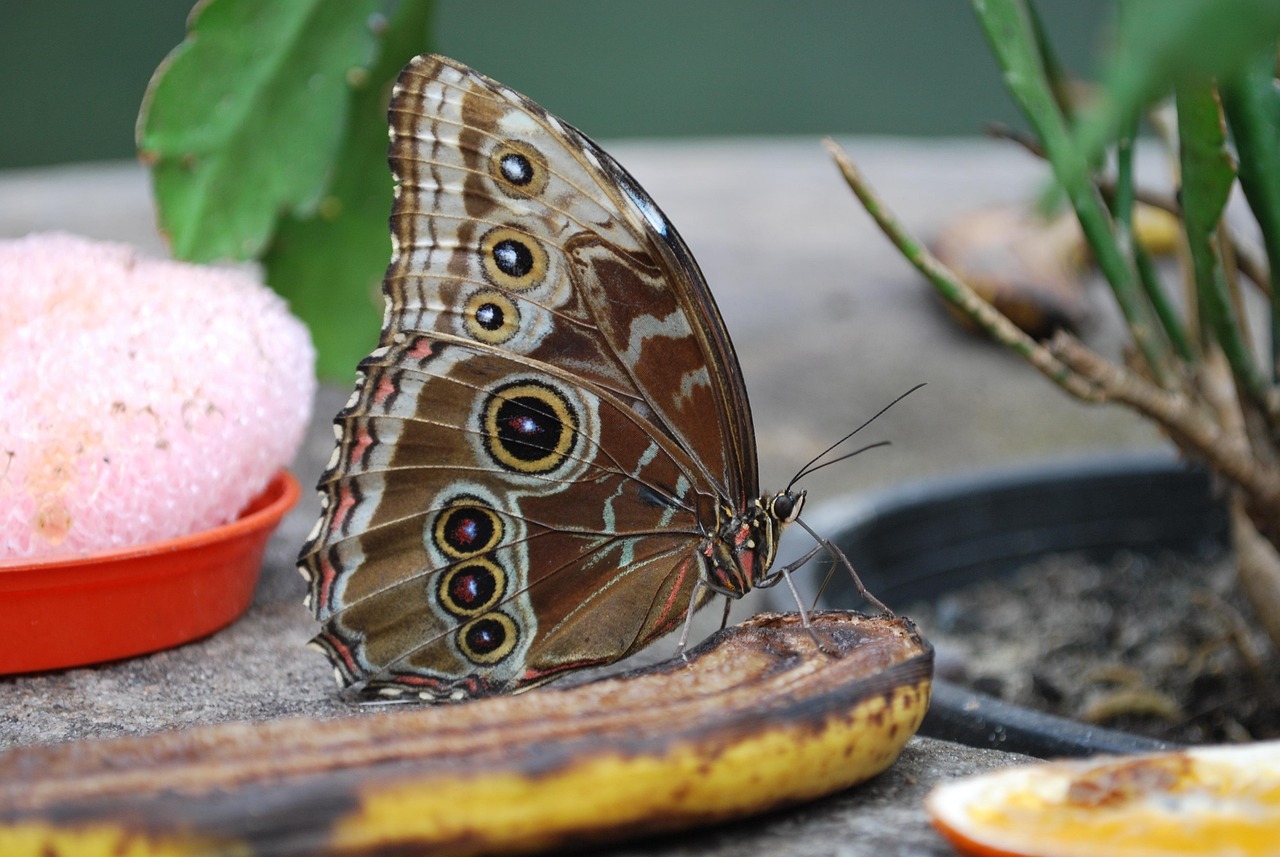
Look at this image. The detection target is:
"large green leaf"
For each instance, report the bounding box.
[265,1,433,380]
[1077,0,1280,160]
[138,0,383,262]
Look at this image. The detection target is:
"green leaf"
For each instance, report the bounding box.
[1221,50,1280,380]
[1175,82,1266,397]
[1223,54,1280,271]
[265,1,433,380]
[138,0,383,262]
[1177,84,1236,242]
[971,0,1171,382]
[1077,0,1280,161]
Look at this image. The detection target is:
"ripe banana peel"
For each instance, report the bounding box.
[0,611,932,856]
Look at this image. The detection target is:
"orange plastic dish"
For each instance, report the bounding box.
[0,470,300,675]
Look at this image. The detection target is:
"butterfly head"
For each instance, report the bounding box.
[768,489,805,526]
[700,490,806,598]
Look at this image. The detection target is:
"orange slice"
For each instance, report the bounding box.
[927,741,1280,857]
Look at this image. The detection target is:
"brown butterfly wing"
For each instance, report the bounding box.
[298,55,758,699]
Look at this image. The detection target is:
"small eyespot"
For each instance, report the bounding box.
[493,239,533,277]
[488,140,549,198]
[432,498,503,559]
[456,612,518,664]
[480,227,547,291]
[437,556,506,617]
[463,290,520,344]
[500,152,533,185]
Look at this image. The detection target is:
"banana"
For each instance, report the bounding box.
[0,611,932,857]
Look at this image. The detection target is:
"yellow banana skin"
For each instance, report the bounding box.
[0,612,932,856]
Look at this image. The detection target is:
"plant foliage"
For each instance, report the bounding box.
[138,0,433,379]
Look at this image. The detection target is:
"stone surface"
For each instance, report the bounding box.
[0,139,1164,854]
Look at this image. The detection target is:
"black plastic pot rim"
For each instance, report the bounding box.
[787,450,1225,759]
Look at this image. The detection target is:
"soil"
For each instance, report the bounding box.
[908,548,1280,744]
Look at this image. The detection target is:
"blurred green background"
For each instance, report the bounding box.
[1,0,1110,170]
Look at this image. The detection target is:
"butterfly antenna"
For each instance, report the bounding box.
[792,441,891,483]
[786,382,925,491]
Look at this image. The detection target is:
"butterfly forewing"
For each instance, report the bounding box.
[299,54,758,699]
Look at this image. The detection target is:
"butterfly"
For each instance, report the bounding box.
[298,54,890,702]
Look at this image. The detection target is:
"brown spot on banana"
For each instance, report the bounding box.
[0,611,932,857]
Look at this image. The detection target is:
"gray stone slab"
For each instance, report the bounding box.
[0,139,1160,853]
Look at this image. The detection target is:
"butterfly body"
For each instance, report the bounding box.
[299,55,824,701]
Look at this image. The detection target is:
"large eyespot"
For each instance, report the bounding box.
[437,556,506,617]
[432,497,503,559]
[488,140,549,198]
[482,380,578,474]
[462,290,520,345]
[456,612,518,665]
[480,227,547,291]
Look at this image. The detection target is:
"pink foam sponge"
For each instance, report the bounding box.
[1,233,316,560]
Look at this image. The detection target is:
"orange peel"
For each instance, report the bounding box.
[927,740,1280,857]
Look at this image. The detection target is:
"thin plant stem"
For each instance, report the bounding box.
[1134,241,1196,362]
[1115,117,1196,362]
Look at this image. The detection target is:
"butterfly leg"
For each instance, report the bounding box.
[775,562,835,655]
[675,578,707,660]
[794,518,894,616]
[718,595,733,630]
[752,545,830,652]
[759,542,824,584]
